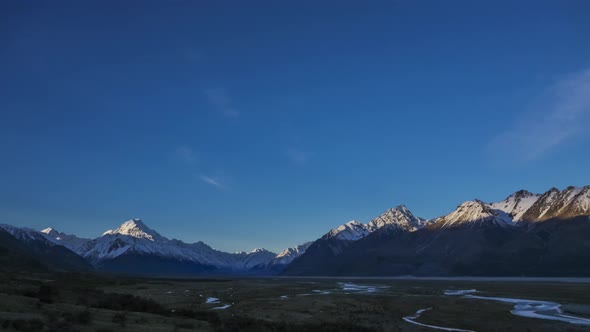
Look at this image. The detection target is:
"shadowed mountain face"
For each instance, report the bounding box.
[96,252,218,276]
[0,226,91,272]
[285,215,590,277]
[0,228,47,273]
[284,186,590,277]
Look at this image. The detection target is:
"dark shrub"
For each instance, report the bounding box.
[37,284,59,304]
[112,312,127,328]
[6,318,45,332]
[174,309,221,327]
[94,328,114,332]
[174,321,195,329]
[80,288,164,315]
[63,310,92,325]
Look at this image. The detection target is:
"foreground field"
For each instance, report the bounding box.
[0,273,589,332]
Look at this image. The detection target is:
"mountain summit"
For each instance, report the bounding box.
[434,200,512,228]
[324,221,371,241]
[491,190,541,221]
[368,205,428,232]
[521,186,590,221]
[102,219,163,241]
[40,227,90,252]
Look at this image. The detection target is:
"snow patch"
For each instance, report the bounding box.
[211,304,231,310]
[444,289,477,296]
[338,282,389,293]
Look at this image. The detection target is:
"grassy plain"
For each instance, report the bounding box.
[0,272,589,332]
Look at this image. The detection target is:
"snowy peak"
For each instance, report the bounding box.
[39,227,90,252]
[368,205,426,232]
[435,200,511,228]
[324,220,371,241]
[491,190,541,221]
[234,248,271,255]
[567,186,590,216]
[521,186,590,221]
[102,219,163,241]
[322,205,426,241]
[249,248,271,254]
[0,224,48,242]
[78,219,279,271]
[40,227,59,237]
[273,242,312,265]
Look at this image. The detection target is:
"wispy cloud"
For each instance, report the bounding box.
[204,88,240,118]
[285,148,310,165]
[199,175,224,189]
[488,67,590,162]
[175,145,197,164]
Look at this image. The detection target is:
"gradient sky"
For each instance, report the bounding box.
[1,1,589,253]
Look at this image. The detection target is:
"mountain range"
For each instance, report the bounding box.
[1,185,589,277]
[284,185,590,276]
[1,219,302,276]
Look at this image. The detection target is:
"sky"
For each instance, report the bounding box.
[1,1,589,253]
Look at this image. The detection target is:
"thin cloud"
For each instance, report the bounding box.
[176,145,197,164]
[488,67,590,162]
[285,148,309,165]
[204,88,240,118]
[200,175,224,189]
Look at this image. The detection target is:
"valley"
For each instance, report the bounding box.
[1,272,590,331]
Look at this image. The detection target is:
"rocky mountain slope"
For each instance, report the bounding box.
[284,186,590,276]
[283,205,430,275]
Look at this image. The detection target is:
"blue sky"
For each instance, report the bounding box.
[1,1,589,253]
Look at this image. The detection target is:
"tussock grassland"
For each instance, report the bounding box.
[0,272,589,331]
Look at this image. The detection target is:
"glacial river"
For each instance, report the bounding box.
[403,289,590,331]
[445,289,590,325]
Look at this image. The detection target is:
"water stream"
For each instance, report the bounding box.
[445,289,590,325]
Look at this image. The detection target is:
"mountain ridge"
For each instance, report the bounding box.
[283,185,590,276]
[2,185,589,276]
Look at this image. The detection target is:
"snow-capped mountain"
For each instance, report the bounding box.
[521,186,590,221]
[490,190,541,221]
[324,221,371,241]
[40,227,90,253]
[282,205,430,275]
[432,200,512,228]
[0,219,313,275]
[102,219,163,241]
[272,242,312,266]
[0,224,93,272]
[323,205,428,242]
[285,185,590,277]
[231,248,277,270]
[78,219,278,272]
[441,186,590,227]
[3,185,589,277]
[368,205,429,232]
[0,224,51,243]
[248,241,314,274]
